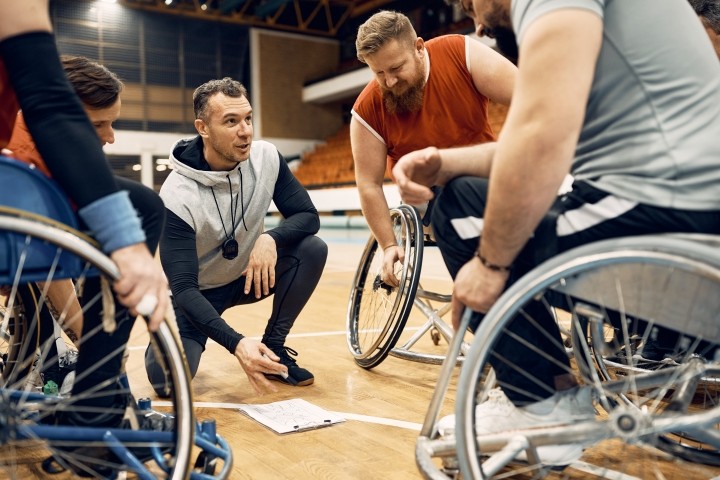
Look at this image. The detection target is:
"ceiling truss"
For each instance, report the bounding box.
[117,0,395,37]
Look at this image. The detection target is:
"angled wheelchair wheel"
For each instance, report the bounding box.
[0,211,197,479]
[346,205,423,369]
[455,235,720,479]
[0,284,45,389]
[572,310,720,467]
[0,286,37,383]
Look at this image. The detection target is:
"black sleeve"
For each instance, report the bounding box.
[264,152,320,247]
[160,209,244,353]
[0,32,118,208]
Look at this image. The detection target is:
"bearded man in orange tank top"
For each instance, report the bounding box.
[350,10,516,287]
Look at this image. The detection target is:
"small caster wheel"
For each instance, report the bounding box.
[431,327,441,345]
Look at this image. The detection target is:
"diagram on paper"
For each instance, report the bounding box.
[237,398,345,434]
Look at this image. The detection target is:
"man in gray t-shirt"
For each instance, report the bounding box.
[392,0,720,466]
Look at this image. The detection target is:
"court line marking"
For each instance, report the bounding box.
[152,400,422,431]
[130,323,427,431]
[142,400,659,480]
[568,461,641,480]
[127,326,424,350]
[258,327,423,339]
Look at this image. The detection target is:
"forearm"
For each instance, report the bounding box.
[160,210,242,353]
[437,142,497,183]
[174,288,243,354]
[358,183,397,249]
[79,191,145,253]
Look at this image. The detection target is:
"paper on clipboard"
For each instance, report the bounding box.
[237,398,345,434]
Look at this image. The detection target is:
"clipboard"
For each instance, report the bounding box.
[237,398,346,434]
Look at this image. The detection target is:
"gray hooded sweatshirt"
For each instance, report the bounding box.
[159,135,319,352]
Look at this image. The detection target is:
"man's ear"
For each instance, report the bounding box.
[415,37,425,54]
[194,118,208,137]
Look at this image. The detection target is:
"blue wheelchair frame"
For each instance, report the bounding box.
[0,156,233,479]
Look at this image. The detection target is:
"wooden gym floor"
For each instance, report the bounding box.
[7,224,720,479]
[130,225,459,480]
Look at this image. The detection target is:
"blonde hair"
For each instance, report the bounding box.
[355,10,417,63]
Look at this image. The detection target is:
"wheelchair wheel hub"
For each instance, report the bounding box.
[373,275,394,294]
[609,407,650,440]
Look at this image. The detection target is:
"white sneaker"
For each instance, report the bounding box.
[437,387,595,466]
[59,370,75,397]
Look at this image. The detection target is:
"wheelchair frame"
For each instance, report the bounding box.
[346,204,468,369]
[417,234,720,479]
[0,156,233,479]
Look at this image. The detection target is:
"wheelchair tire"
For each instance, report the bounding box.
[0,212,195,479]
[455,235,720,479]
[346,205,423,369]
[0,285,38,383]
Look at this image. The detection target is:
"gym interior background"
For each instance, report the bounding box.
[49,0,509,204]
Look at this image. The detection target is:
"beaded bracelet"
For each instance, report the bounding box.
[475,250,512,272]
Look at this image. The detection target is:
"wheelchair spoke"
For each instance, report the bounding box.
[0,213,226,479]
[446,236,720,479]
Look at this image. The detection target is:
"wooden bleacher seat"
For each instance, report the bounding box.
[293,103,508,189]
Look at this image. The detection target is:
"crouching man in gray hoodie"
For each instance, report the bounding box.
[145,77,327,395]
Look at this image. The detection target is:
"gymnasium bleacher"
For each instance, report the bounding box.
[292,101,508,190]
[292,124,359,189]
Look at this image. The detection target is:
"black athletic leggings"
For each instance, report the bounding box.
[433,177,720,406]
[144,235,327,396]
[70,179,165,415]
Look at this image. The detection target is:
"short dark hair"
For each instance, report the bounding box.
[689,0,720,33]
[193,77,249,120]
[61,55,123,109]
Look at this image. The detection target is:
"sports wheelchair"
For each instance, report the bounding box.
[0,156,233,479]
[346,204,469,369]
[416,234,720,479]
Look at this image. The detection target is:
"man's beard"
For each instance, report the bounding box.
[210,138,249,166]
[381,56,425,115]
[486,26,518,64]
[382,83,424,115]
[483,4,518,64]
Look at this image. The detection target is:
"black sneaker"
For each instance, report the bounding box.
[265,346,314,386]
[634,337,684,363]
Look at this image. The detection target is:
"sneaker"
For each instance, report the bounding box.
[264,346,314,386]
[634,337,680,362]
[51,401,129,477]
[39,348,78,395]
[437,387,595,466]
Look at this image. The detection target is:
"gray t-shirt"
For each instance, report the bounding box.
[513,0,720,210]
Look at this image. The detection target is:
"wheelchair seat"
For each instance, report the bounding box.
[0,155,85,283]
